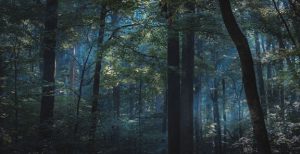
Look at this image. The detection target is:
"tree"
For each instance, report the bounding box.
[222,78,227,153]
[210,80,222,154]
[162,2,181,154]
[194,38,203,154]
[74,43,93,136]
[39,0,58,151]
[218,0,271,153]
[88,3,107,153]
[180,2,195,154]
[112,84,121,154]
[254,33,266,118]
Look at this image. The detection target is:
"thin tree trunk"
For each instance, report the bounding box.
[74,45,93,136]
[39,0,58,151]
[195,89,203,154]
[162,83,167,133]
[69,47,76,93]
[195,81,202,154]
[194,38,203,154]
[222,79,226,154]
[210,80,222,154]
[210,48,222,154]
[218,0,271,153]
[277,35,286,133]
[129,85,135,120]
[272,0,297,46]
[0,51,4,101]
[238,94,242,138]
[88,4,107,154]
[113,85,121,118]
[161,81,167,154]
[28,48,34,72]
[13,47,19,144]
[232,77,243,138]
[291,19,300,47]
[138,78,143,154]
[206,99,212,123]
[266,37,272,122]
[0,53,3,148]
[255,33,267,118]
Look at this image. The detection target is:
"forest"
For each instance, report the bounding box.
[0,0,299,154]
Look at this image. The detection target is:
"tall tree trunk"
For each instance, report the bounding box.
[180,3,195,154]
[162,83,167,134]
[210,48,222,154]
[113,85,121,118]
[74,45,93,136]
[266,37,272,122]
[73,47,79,136]
[194,38,203,154]
[218,0,271,153]
[205,99,212,123]
[210,80,222,154]
[194,79,202,154]
[277,35,286,132]
[262,36,273,122]
[232,77,243,138]
[112,85,120,154]
[129,85,135,120]
[238,93,243,138]
[272,0,297,47]
[13,46,19,144]
[255,33,267,118]
[0,51,4,132]
[88,4,107,154]
[167,10,181,154]
[161,81,168,154]
[39,0,58,151]
[0,52,4,102]
[69,47,76,93]
[292,20,300,47]
[138,78,143,154]
[222,79,226,154]
[194,89,202,154]
[28,48,34,72]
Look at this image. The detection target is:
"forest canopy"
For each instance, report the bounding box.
[0,0,299,154]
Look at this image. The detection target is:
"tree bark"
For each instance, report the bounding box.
[39,0,58,151]
[180,3,195,154]
[218,0,271,153]
[167,12,181,154]
[88,4,107,154]
[112,84,121,154]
